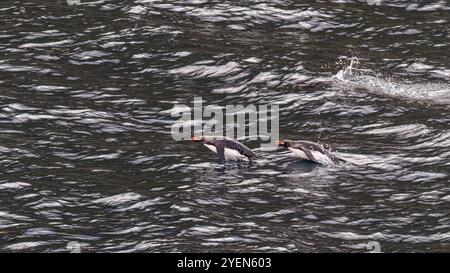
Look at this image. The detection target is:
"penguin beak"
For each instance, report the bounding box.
[276,140,285,146]
[191,136,202,142]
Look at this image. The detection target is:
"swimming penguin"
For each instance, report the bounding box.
[191,136,259,163]
[276,139,345,165]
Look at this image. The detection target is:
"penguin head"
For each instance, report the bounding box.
[276,139,292,147]
[191,136,205,142]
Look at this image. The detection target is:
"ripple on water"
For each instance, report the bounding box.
[169,61,241,78]
[0,182,31,190]
[92,192,142,207]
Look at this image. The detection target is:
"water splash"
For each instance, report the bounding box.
[333,57,450,105]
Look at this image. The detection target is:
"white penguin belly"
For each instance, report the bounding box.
[204,144,217,154]
[288,147,309,160]
[203,144,247,161]
[224,147,248,161]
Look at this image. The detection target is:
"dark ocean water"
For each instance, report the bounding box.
[0,0,450,252]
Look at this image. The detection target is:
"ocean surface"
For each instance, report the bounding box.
[1,0,450,252]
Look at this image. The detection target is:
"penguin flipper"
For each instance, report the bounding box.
[303,149,321,164]
[215,144,226,163]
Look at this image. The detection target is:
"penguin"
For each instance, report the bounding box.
[191,136,259,163]
[276,139,345,165]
